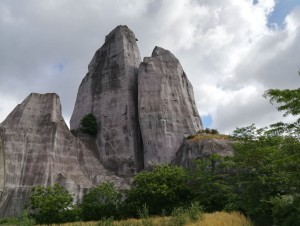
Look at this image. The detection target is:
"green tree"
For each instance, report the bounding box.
[230,125,300,225]
[124,165,192,216]
[80,113,98,136]
[189,154,235,212]
[81,182,121,221]
[29,184,74,224]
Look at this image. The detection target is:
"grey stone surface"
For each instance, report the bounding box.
[173,138,234,168]
[0,93,127,217]
[138,46,203,168]
[70,25,143,176]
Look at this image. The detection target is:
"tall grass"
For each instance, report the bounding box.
[39,211,252,226]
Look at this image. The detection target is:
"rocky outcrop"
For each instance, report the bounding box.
[173,137,234,168]
[0,93,126,217]
[70,25,143,176]
[138,47,203,168]
[0,25,229,217]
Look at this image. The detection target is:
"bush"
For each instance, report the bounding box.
[124,165,192,216]
[81,182,121,221]
[29,184,74,224]
[80,113,98,136]
[0,210,35,226]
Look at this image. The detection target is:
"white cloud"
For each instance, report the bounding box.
[0,0,299,133]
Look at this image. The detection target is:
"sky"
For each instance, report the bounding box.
[0,0,299,133]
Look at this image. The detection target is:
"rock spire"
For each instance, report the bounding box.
[70,25,143,176]
[138,46,203,167]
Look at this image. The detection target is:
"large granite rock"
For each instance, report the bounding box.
[173,136,234,168]
[0,93,126,217]
[70,25,143,176]
[138,47,203,168]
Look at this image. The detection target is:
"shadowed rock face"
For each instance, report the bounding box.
[138,47,203,168]
[70,25,143,176]
[173,138,234,168]
[0,93,127,217]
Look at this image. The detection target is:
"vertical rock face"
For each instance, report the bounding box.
[0,93,126,217]
[138,47,203,168]
[70,25,143,176]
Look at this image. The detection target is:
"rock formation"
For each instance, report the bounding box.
[0,25,234,217]
[0,93,126,217]
[173,137,234,168]
[138,47,203,168]
[70,25,143,176]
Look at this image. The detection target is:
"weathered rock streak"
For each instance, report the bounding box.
[70,25,143,176]
[0,93,125,217]
[138,47,203,167]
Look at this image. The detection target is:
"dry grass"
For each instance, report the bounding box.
[44,212,252,226]
[187,212,253,226]
[188,133,230,141]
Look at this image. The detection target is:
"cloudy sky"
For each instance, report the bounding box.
[0,0,299,133]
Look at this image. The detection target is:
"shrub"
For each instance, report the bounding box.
[80,113,98,136]
[29,184,74,224]
[124,165,192,216]
[81,182,121,221]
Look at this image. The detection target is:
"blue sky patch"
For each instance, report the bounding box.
[268,0,300,27]
[52,62,65,73]
[201,114,213,129]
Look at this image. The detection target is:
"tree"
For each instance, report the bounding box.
[124,165,192,216]
[29,184,74,224]
[264,72,300,123]
[188,154,235,212]
[80,113,98,136]
[230,125,300,225]
[81,182,121,221]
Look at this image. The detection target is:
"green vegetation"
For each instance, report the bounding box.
[80,113,98,136]
[124,165,192,216]
[3,73,298,226]
[0,210,35,226]
[187,128,229,141]
[81,182,121,221]
[29,184,79,224]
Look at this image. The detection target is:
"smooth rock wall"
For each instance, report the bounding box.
[0,93,126,217]
[138,47,203,168]
[70,25,143,176]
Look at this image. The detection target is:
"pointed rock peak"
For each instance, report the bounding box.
[105,25,133,38]
[151,46,178,61]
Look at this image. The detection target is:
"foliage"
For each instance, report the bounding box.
[137,204,153,226]
[189,154,235,212]
[230,124,300,225]
[124,165,192,216]
[80,113,98,136]
[264,87,300,118]
[0,210,35,226]
[185,201,203,222]
[81,182,121,221]
[29,184,75,224]
[270,195,300,226]
[169,207,186,226]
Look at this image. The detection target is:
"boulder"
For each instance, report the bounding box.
[173,136,234,168]
[138,47,203,168]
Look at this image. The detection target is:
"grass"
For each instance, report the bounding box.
[40,212,252,226]
[187,133,230,141]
